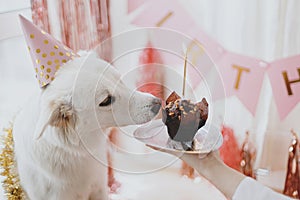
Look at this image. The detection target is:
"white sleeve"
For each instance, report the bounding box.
[232,177,293,200]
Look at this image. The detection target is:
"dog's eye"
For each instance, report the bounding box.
[99,95,115,107]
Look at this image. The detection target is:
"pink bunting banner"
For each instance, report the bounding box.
[130,0,300,119]
[127,0,147,13]
[268,56,300,120]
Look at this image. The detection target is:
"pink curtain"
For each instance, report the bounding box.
[31,0,51,33]
[31,0,111,61]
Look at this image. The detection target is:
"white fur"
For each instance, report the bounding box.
[13,52,161,200]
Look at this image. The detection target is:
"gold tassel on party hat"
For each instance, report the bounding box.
[0,124,25,200]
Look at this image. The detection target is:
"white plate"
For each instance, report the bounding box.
[134,119,223,154]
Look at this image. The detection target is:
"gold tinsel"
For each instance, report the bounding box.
[0,125,25,200]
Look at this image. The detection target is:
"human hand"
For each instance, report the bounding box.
[147,144,245,199]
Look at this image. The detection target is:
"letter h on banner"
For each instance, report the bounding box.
[268,56,300,120]
[282,68,300,96]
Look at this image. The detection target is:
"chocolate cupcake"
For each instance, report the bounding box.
[162,91,208,143]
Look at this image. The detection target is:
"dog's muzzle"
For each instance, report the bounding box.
[151,98,162,114]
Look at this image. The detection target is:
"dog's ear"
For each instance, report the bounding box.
[49,100,76,130]
[48,99,79,145]
[35,98,80,145]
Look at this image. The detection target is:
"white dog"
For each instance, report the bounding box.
[13,52,161,200]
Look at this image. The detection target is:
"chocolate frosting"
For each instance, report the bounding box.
[162,91,208,142]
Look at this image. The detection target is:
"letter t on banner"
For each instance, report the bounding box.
[268,55,300,120]
[232,65,251,89]
[213,52,266,115]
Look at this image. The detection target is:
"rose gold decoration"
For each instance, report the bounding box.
[283,130,300,199]
[240,131,256,178]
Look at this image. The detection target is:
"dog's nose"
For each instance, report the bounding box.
[151,98,162,114]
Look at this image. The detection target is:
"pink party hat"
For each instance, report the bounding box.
[19,15,78,87]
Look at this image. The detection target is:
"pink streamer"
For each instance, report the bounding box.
[31,0,51,33]
[32,0,112,61]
